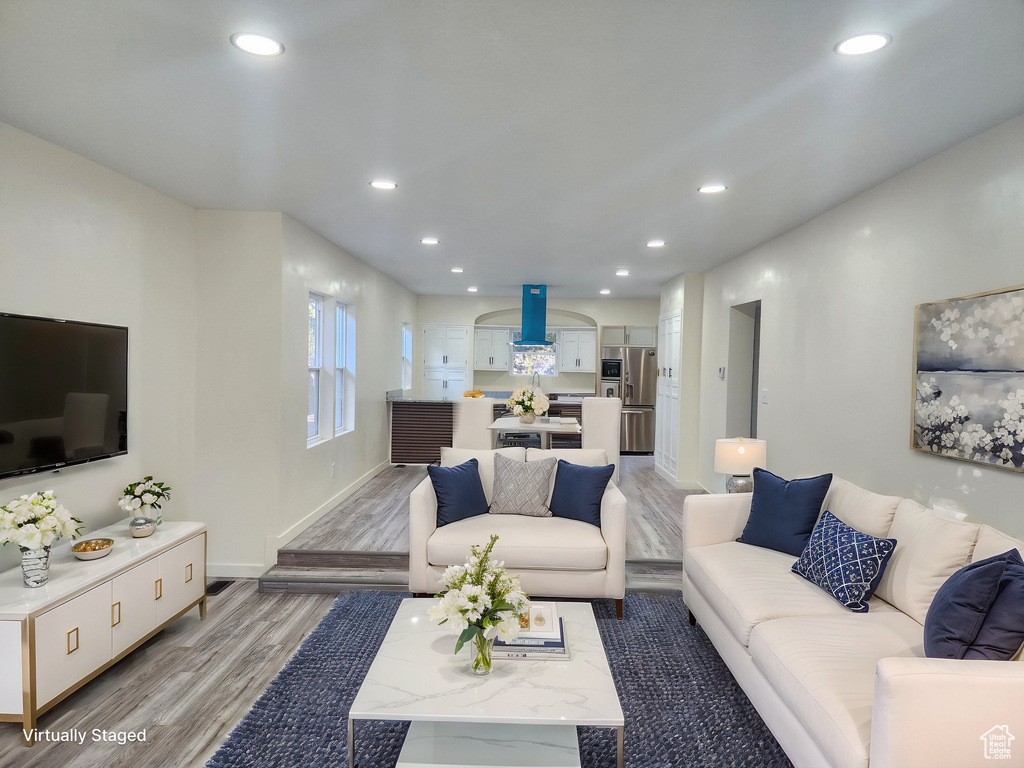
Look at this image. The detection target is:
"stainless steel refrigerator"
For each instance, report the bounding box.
[598,346,657,453]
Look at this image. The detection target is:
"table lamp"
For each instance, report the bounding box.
[714,437,767,493]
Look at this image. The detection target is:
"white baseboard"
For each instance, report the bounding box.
[207,563,267,579]
[654,463,707,491]
[262,459,392,567]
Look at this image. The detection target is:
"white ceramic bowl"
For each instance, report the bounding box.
[72,538,114,560]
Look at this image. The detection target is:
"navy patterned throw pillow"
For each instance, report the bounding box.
[792,510,897,613]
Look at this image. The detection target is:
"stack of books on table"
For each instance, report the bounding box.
[493,602,568,660]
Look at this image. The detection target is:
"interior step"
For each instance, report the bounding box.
[275,549,409,569]
[259,565,410,594]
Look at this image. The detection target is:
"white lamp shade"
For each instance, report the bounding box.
[714,438,766,475]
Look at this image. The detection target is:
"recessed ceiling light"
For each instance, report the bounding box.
[600,289,611,295]
[369,180,397,191]
[467,287,478,292]
[420,237,439,245]
[450,267,464,273]
[698,184,727,194]
[834,33,891,56]
[645,241,665,249]
[230,33,284,57]
[616,268,630,276]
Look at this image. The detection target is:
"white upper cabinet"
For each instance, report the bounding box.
[560,329,597,373]
[474,328,510,370]
[423,325,470,367]
[601,325,656,347]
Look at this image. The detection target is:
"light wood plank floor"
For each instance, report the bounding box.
[0,580,336,768]
[283,456,698,561]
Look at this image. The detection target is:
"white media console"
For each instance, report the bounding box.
[0,520,207,744]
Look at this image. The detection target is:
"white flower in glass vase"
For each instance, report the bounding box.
[428,535,530,676]
[118,475,172,523]
[0,490,84,551]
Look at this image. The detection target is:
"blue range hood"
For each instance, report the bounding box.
[514,284,552,347]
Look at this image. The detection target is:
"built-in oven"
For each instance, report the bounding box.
[600,359,621,380]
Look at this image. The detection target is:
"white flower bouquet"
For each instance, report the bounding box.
[0,491,83,550]
[118,476,172,522]
[427,534,530,675]
[507,387,549,417]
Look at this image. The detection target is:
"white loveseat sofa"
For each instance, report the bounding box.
[682,478,1024,768]
[409,446,626,617]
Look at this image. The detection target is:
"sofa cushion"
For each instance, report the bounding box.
[973,525,1024,562]
[426,459,489,527]
[737,468,833,556]
[925,549,1024,661]
[748,613,925,768]
[685,541,898,647]
[549,460,614,527]
[792,511,897,612]
[824,478,901,538]
[427,513,608,570]
[440,447,526,504]
[874,499,980,625]
[489,453,556,517]
[526,448,608,505]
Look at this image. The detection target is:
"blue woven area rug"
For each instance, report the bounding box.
[207,591,792,767]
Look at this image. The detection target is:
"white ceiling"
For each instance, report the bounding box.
[2,1,1023,299]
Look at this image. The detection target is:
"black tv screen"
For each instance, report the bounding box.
[0,313,128,480]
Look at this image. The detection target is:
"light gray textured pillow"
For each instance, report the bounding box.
[489,454,557,517]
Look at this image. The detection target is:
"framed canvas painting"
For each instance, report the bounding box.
[913,284,1024,471]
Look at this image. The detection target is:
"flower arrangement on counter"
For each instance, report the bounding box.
[507,387,549,417]
[0,491,83,550]
[118,476,172,522]
[428,534,530,675]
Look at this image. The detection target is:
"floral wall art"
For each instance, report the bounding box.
[913,285,1024,471]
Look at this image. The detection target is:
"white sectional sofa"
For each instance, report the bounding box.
[409,446,626,617]
[682,478,1024,768]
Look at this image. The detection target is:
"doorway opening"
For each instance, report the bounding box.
[726,301,761,439]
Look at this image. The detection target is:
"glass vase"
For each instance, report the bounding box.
[20,546,51,588]
[471,633,495,676]
[518,413,536,424]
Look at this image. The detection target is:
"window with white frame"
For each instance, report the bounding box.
[308,293,323,440]
[335,300,355,433]
[510,330,558,376]
[401,321,413,390]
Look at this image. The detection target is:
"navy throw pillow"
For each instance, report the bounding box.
[792,511,897,612]
[737,468,833,556]
[924,548,1024,661]
[549,460,615,527]
[427,459,489,527]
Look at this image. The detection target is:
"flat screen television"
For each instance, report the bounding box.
[0,312,128,480]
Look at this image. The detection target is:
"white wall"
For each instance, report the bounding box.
[695,114,1024,537]
[274,215,416,561]
[415,295,660,396]
[195,211,284,575]
[0,122,418,576]
[0,121,198,572]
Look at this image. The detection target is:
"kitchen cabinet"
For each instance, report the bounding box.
[559,330,597,373]
[474,328,510,370]
[655,313,680,474]
[423,325,470,367]
[423,366,467,400]
[423,325,471,398]
[601,325,656,348]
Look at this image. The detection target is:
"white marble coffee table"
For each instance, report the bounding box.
[348,598,624,768]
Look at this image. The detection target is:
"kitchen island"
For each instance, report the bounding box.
[388,392,593,463]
